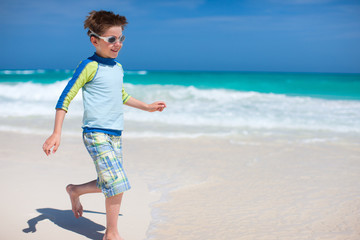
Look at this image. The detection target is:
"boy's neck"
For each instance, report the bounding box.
[89,53,117,66]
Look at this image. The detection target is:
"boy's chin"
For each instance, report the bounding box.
[110,51,119,58]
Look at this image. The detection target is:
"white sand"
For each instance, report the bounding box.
[1,131,360,239]
[0,133,157,240]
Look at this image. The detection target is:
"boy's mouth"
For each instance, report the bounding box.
[111,47,121,52]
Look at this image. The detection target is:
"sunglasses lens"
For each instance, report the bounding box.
[120,35,125,42]
[108,37,117,43]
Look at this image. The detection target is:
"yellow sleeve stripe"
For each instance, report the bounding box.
[56,60,98,111]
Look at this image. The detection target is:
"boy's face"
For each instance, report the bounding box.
[91,26,123,59]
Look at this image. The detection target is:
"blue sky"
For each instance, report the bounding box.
[1,0,360,73]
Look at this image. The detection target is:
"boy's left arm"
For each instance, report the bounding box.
[125,97,166,112]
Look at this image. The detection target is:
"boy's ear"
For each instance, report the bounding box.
[90,36,98,46]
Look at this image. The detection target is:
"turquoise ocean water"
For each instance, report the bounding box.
[1,69,360,137]
[2,69,360,99]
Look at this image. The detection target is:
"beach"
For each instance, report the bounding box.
[2,0,360,237]
[1,70,360,239]
[1,129,360,240]
[0,131,156,240]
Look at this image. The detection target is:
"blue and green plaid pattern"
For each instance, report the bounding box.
[83,132,131,198]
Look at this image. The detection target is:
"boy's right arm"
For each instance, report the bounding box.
[43,109,66,156]
[43,60,96,156]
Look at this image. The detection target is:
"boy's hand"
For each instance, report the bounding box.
[147,101,166,112]
[124,97,166,112]
[43,133,61,156]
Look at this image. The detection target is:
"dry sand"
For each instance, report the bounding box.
[1,131,360,240]
[0,132,156,240]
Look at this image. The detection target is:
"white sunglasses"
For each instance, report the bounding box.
[89,29,125,44]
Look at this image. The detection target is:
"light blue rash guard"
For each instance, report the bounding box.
[55,53,131,135]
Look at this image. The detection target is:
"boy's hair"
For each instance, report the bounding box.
[84,10,128,36]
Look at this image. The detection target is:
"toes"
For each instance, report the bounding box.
[73,204,83,218]
[79,207,83,217]
[73,208,79,218]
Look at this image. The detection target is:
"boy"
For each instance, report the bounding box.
[42,10,166,240]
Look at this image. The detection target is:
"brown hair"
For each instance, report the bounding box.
[84,10,128,36]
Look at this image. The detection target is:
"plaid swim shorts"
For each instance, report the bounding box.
[83,132,131,198]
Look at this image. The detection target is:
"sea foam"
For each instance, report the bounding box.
[1,80,360,134]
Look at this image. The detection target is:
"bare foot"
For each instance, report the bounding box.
[103,231,124,240]
[66,184,83,218]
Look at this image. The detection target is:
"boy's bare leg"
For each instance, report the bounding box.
[66,180,101,218]
[103,193,124,240]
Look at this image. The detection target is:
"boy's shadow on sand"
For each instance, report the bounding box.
[23,208,115,240]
